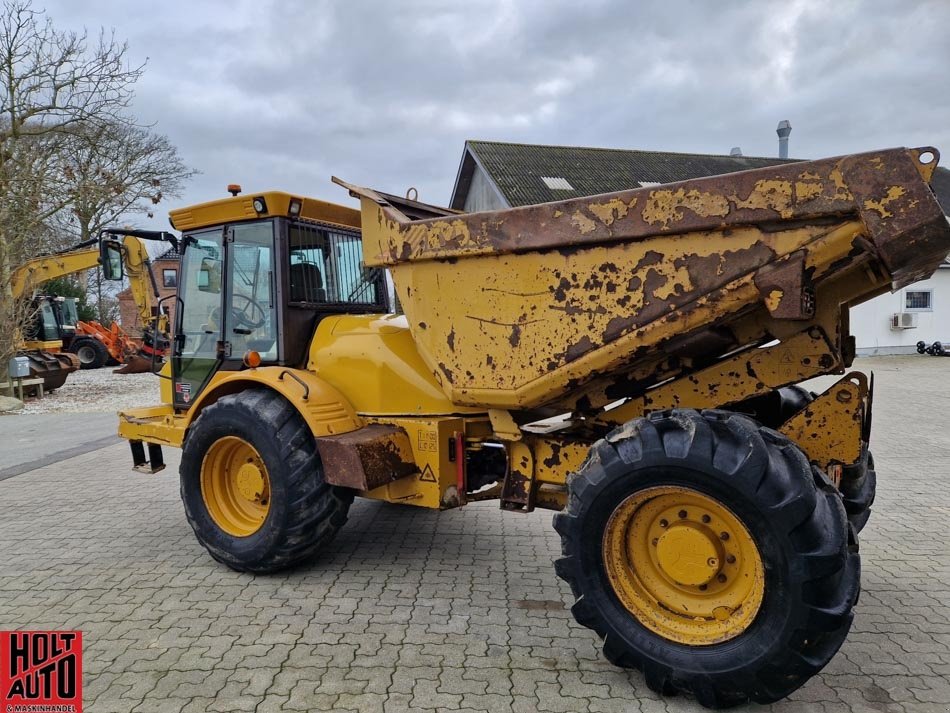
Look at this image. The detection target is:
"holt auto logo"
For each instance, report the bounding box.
[0,632,82,713]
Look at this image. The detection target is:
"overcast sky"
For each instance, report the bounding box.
[41,0,950,227]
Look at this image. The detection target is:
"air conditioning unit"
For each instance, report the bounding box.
[890,312,918,329]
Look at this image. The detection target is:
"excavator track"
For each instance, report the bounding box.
[23,350,80,392]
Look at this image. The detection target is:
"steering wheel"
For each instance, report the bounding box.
[230,294,266,330]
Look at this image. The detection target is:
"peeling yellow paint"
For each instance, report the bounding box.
[553,210,563,218]
[794,181,823,202]
[863,185,906,219]
[405,218,475,257]
[588,197,635,226]
[387,221,837,404]
[829,165,853,200]
[641,189,730,228]
[765,289,784,312]
[732,180,794,216]
[571,210,597,234]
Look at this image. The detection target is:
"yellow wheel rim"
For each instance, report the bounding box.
[200,436,271,537]
[602,485,765,645]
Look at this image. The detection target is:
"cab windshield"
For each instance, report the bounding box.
[61,298,79,327]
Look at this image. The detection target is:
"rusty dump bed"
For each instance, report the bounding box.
[338,148,950,412]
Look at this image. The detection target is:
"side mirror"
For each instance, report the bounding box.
[100,240,125,281]
[197,257,221,293]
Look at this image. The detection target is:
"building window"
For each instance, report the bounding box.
[162,268,178,288]
[904,290,932,311]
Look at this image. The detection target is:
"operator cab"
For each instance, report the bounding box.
[24,295,78,344]
[168,191,387,408]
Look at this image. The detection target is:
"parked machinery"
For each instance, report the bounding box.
[115,148,950,707]
[11,232,176,387]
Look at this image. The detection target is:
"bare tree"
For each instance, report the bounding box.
[56,121,196,240]
[52,121,197,320]
[0,0,145,384]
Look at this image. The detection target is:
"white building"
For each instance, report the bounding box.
[449,140,950,354]
[850,258,950,354]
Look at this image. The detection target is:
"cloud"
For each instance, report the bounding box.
[40,0,950,224]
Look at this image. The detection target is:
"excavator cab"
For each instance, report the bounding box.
[24,297,64,343]
[170,209,387,408]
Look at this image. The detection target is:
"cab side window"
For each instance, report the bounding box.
[288,222,382,306]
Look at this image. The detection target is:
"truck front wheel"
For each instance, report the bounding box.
[554,409,859,708]
[180,388,353,573]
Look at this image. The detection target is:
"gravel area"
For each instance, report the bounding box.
[15,366,162,415]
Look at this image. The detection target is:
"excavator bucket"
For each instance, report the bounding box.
[114,335,164,374]
[113,353,161,374]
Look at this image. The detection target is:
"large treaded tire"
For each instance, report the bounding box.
[841,452,876,533]
[180,388,353,573]
[554,409,860,708]
[70,338,108,370]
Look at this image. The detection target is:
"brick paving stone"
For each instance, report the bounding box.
[0,356,949,712]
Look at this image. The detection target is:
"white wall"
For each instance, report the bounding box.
[463,166,507,212]
[850,267,950,354]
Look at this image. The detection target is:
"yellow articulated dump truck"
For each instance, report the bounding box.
[116,147,950,707]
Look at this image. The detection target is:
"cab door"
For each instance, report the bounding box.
[172,228,224,406]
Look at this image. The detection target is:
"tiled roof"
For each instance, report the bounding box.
[460,140,798,208]
[456,140,950,217]
[156,243,182,261]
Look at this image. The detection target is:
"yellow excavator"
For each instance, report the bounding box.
[11,231,177,390]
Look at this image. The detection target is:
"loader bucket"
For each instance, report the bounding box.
[338,147,950,411]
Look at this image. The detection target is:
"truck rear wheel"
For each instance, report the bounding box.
[554,409,859,708]
[841,452,876,533]
[180,389,353,573]
[70,338,108,369]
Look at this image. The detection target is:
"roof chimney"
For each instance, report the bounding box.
[729,147,743,157]
[776,120,792,159]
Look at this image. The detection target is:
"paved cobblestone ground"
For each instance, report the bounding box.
[1,356,948,712]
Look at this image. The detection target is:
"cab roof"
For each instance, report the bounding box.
[169,191,361,232]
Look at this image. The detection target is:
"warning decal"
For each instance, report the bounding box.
[419,464,437,482]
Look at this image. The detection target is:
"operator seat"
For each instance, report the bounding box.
[289,262,327,302]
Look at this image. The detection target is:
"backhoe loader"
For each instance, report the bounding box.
[11,232,175,388]
[115,147,950,707]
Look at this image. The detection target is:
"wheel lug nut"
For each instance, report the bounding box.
[726,555,736,564]
[720,532,730,541]
[659,519,669,528]
[678,510,688,519]
[698,584,708,591]
[652,538,659,546]
[717,574,727,583]
[701,514,711,523]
